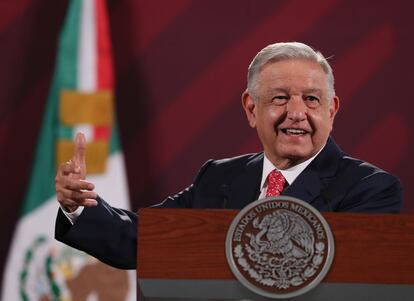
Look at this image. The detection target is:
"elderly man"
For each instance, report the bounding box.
[55,42,402,269]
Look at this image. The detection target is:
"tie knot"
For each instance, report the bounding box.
[266,170,286,197]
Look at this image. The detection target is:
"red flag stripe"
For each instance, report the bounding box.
[94,126,111,140]
[95,0,113,90]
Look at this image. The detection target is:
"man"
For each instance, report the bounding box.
[55,42,402,270]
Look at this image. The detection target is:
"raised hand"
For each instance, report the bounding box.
[55,132,98,212]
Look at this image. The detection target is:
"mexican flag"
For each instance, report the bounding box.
[1,0,135,300]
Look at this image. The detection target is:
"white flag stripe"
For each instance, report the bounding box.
[1,154,135,301]
[1,0,135,298]
[74,123,93,141]
[1,196,65,300]
[78,0,96,92]
[89,152,130,209]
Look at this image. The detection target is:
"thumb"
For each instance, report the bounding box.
[73,132,87,176]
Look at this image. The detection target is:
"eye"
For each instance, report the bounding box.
[271,95,289,105]
[304,95,320,107]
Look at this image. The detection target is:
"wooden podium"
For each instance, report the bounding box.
[137,209,414,300]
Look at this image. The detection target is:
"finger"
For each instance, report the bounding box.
[58,197,81,209]
[58,198,97,213]
[59,188,97,201]
[59,176,95,191]
[74,132,86,163]
[59,161,79,175]
[73,132,86,174]
[67,179,95,191]
[83,199,98,207]
[60,197,97,208]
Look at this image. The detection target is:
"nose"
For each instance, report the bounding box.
[286,97,306,121]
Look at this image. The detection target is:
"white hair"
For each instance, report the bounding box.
[247,42,335,98]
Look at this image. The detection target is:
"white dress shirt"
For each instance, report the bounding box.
[61,204,84,225]
[258,146,324,199]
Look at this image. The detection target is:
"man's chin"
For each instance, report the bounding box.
[282,145,313,157]
[274,148,314,168]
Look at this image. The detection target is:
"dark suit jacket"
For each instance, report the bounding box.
[55,138,403,269]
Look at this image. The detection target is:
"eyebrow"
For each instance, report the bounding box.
[302,88,323,95]
[267,88,323,95]
[268,88,289,94]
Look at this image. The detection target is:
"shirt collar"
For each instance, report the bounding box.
[260,144,326,190]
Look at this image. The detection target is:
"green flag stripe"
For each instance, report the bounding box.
[59,0,81,90]
[21,0,81,216]
[57,125,74,140]
[109,121,121,154]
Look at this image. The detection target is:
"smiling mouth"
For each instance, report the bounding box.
[281,128,310,136]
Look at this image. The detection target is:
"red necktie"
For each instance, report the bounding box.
[266,170,286,197]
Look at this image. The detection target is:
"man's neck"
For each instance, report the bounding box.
[262,144,326,186]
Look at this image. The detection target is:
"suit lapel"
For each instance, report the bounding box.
[227,153,263,209]
[283,168,322,203]
[224,138,343,209]
[283,138,342,206]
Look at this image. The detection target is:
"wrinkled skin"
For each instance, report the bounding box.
[242,59,340,169]
[55,133,97,212]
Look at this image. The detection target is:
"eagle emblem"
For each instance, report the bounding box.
[226,196,334,299]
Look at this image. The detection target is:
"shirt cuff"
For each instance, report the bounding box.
[60,205,85,225]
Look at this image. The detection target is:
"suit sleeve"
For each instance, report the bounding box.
[337,171,403,213]
[55,196,137,269]
[54,159,215,269]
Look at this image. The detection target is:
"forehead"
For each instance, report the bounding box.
[256,59,329,92]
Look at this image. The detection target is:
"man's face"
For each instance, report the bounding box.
[242,59,339,169]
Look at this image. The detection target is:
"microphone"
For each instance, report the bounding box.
[220,184,230,208]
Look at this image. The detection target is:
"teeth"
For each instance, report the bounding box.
[285,129,306,134]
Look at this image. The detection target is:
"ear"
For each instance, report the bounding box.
[242,90,257,128]
[329,96,340,121]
